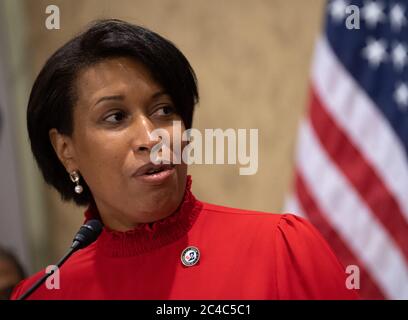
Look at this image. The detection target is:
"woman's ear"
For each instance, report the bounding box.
[49,128,78,172]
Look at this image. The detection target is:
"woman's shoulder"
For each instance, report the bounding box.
[197,203,357,299]
[198,201,319,242]
[200,201,309,231]
[198,201,342,259]
[200,201,288,218]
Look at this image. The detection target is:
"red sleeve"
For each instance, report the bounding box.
[10,279,27,300]
[9,269,44,300]
[275,214,359,300]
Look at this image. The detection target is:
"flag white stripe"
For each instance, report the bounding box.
[283,194,305,218]
[296,120,408,299]
[311,36,408,222]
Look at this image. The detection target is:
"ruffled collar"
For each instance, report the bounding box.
[83,175,202,257]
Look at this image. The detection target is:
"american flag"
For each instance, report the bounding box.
[286,0,408,299]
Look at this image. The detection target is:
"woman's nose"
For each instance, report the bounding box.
[130,116,159,154]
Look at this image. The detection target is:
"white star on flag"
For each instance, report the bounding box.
[390,3,407,31]
[362,38,388,67]
[391,42,408,71]
[394,82,408,110]
[362,0,386,28]
[328,0,350,22]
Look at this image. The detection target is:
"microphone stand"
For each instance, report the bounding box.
[17,220,103,300]
[17,246,76,300]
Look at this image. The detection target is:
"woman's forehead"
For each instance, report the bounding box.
[75,57,163,105]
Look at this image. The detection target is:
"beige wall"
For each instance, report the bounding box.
[23,0,325,263]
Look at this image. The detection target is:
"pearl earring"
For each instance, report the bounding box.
[69,170,83,194]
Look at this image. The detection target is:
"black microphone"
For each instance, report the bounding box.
[17,219,103,300]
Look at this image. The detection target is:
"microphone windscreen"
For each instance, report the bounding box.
[72,219,103,249]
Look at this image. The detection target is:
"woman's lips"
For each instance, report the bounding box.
[132,163,176,184]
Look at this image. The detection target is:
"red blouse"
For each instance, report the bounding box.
[12,176,358,300]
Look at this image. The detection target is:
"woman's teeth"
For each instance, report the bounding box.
[146,168,163,175]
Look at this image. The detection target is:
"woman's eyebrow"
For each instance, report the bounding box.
[93,91,170,108]
[94,95,125,107]
[151,91,170,101]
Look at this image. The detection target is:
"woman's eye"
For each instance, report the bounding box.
[154,105,175,117]
[104,111,126,124]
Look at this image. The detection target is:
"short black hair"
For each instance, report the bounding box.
[27,19,199,206]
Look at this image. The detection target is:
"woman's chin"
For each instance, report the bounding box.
[127,197,181,225]
[128,181,182,214]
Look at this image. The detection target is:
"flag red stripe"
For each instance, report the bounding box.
[309,87,408,264]
[295,170,385,299]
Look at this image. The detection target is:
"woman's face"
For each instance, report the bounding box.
[50,57,188,231]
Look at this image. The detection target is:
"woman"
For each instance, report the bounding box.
[12,19,357,300]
